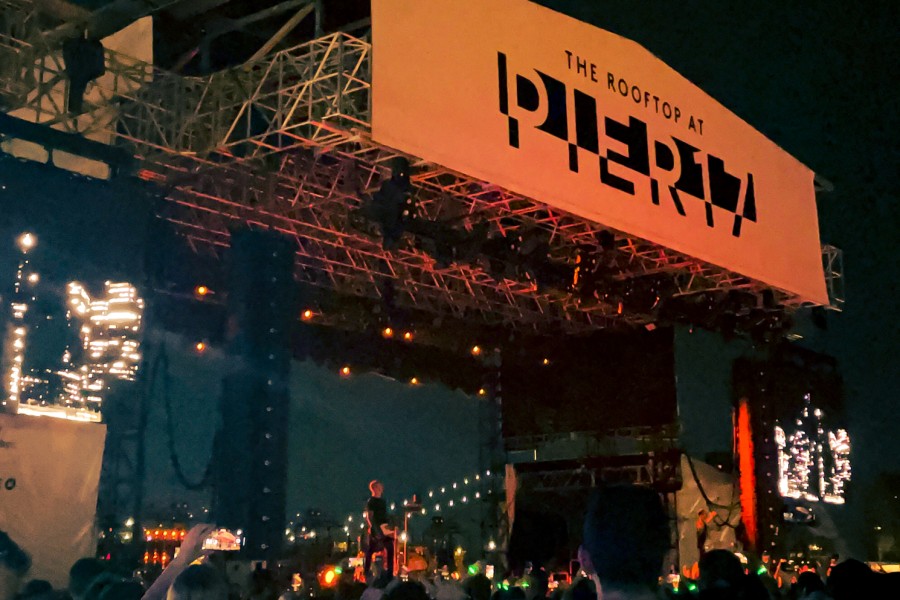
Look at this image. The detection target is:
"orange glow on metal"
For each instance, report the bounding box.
[737,397,759,550]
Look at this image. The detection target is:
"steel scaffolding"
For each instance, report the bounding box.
[0,4,840,332]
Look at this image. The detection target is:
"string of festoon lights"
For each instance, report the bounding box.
[288,468,500,541]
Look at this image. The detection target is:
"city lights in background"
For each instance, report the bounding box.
[775,393,851,505]
[3,232,143,422]
[5,233,37,407]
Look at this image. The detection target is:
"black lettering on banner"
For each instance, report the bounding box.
[672,138,705,199]
[605,116,650,176]
[498,52,757,237]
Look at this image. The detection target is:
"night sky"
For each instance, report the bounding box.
[0,0,897,555]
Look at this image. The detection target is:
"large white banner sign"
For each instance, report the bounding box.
[372,0,828,304]
[0,414,106,587]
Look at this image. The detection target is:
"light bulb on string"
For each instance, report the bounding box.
[302,309,314,320]
[403,331,414,342]
[382,327,394,338]
[471,345,482,356]
[340,366,351,377]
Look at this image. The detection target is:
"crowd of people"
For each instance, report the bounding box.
[1,486,896,600]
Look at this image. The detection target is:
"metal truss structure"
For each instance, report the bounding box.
[0,1,842,334]
[512,450,683,494]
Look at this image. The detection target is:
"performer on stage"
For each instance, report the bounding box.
[364,480,394,578]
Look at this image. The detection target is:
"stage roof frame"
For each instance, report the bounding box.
[0,4,844,333]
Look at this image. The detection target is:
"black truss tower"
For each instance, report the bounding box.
[214,227,295,558]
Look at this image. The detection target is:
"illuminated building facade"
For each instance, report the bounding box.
[3,250,143,420]
[3,233,36,411]
[63,281,144,412]
[774,393,851,505]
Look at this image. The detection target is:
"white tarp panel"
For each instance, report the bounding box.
[0,413,106,587]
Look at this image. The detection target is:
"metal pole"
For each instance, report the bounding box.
[314,0,323,37]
